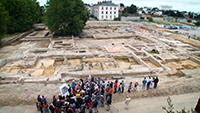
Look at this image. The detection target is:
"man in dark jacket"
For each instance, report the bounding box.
[93,99,98,113]
[106,97,111,111]
[154,77,159,89]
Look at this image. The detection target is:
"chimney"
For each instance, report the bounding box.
[110,1,112,3]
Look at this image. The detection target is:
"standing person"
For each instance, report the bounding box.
[49,103,55,113]
[118,82,122,94]
[89,108,93,113]
[125,96,131,110]
[128,82,132,93]
[80,104,86,113]
[43,102,49,113]
[53,95,57,102]
[150,77,155,89]
[71,80,75,91]
[114,82,117,94]
[106,97,112,111]
[110,81,113,88]
[37,95,42,103]
[122,80,125,93]
[115,77,118,84]
[42,95,47,104]
[66,106,74,113]
[100,95,104,107]
[154,77,159,89]
[147,77,152,90]
[108,87,113,100]
[93,99,98,113]
[100,87,105,96]
[39,102,43,113]
[134,81,139,91]
[142,77,147,89]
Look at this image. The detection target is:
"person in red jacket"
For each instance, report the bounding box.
[114,82,117,94]
[108,87,113,100]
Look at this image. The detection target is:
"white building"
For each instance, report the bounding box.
[154,10,163,16]
[92,1,118,20]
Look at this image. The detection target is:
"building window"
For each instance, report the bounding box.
[114,11,116,14]
[114,7,116,10]
[110,11,112,14]
[110,16,112,19]
[106,7,108,10]
[106,11,108,14]
[110,7,112,10]
[114,16,116,18]
[106,16,108,19]
[102,16,104,19]
[102,7,104,10]
[102,11,103,14]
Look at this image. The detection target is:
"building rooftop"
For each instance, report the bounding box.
[93,1,118,6]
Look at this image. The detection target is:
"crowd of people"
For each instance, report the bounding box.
[36,75,159,113]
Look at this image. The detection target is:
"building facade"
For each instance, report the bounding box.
[92,1,118,20]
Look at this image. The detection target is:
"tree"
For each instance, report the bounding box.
[152,7,158,11]
[189,12,193,18]
[142,11,146,14]
[43,0,89,36]
[128,4,137,14]
[176,11,184,18]
[0,3,9,38]
[120,3,124,7]
[114,14,121,21]
[139,7,143,10]
[125,11,129,17]
[0,0,40,33]
[149,17,153,22]
[38,6,45,23]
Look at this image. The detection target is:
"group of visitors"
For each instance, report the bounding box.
[142,76,159,90]
[36,75,159,113]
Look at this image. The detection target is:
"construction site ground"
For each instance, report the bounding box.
[0,21,200,112]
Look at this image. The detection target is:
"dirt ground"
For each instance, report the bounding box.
[170,33,200,49]
[0,21,200,113]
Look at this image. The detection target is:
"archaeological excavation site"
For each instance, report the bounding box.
[0,21,200,107]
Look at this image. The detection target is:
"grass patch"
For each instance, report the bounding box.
[153,20,182,26]
[149,52,157,54]
[179,21,195,26]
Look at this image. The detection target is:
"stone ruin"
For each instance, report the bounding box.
[0,21,200,84]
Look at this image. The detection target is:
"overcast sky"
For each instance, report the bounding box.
[37,0,200,13]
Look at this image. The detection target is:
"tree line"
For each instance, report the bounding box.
[0,0,89,40]
[43,0,89,37]
[0,0,42,39]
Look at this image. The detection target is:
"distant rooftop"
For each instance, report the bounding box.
[93,1,118,6]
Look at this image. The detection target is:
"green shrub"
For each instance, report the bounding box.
[195,21,200,26]
[162,96,194,113]
[94,16,98,20]
[149,17,153,22]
